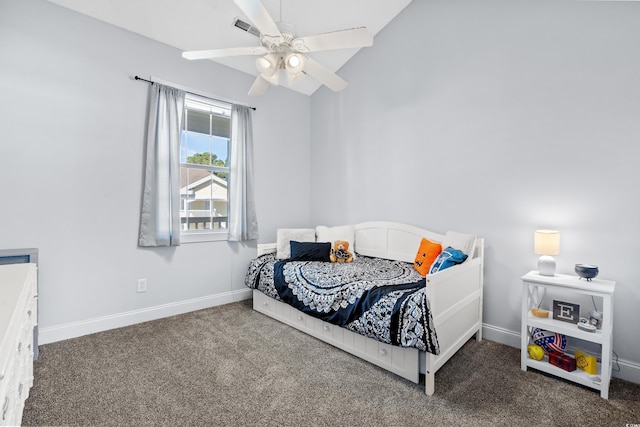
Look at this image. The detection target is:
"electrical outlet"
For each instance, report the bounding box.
[137,278,147,293]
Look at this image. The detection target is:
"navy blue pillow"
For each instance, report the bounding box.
[429,246,468,274]
[289,241,331,262]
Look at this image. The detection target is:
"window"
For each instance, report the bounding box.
[180,95,231,242]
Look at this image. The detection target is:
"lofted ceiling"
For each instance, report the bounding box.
[46,0,412,96]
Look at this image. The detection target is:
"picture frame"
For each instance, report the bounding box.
[552,300,580,324]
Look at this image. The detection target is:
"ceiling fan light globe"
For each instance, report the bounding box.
[256,55,277,77]
[257,57,270,69]
[285,53,306,75]
[288,55,300,68]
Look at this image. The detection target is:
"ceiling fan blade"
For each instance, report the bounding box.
[302,57,348,92]
[233,0,282,39]
[182,46,268,60]
[292,27,373,53]
[248,75,270,96]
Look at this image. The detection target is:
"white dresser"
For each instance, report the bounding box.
[0,263,37,426]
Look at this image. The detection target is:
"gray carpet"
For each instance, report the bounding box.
[22,299,640,427]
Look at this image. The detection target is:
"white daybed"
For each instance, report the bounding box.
[250,221,484,396]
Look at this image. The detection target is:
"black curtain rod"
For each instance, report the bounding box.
[134,76,256,111]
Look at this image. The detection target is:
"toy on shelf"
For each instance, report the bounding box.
[531,308,549,318]
[532,328,567,353]
[549,352,577,372]
[575,349,598,374]
[527,344,545,361]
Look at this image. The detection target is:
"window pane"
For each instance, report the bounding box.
[185,110,230,139]
[181,134,228,169]
[185,109,209,135]
[180,167,228,230]
[210,114,230,139]
[211,136,229,167]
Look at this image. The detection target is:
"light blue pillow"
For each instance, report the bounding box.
[429,247,468,274]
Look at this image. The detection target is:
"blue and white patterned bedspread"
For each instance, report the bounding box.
[245,254,440,355]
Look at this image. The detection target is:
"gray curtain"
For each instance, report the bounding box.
[138,84,186,247]
[228,105,259,241]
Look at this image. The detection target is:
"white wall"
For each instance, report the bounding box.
[310,0,640,381]
[0,0,311,339]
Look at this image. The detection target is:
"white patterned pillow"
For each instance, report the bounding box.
[276,228,316,259]
[441,231,477,259]
[315,225,356,259]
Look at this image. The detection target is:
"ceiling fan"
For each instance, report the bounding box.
[181,0,373,96]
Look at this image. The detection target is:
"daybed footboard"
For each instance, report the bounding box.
[423,240,484,395]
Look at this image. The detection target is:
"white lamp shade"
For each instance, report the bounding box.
[534,230,560,256]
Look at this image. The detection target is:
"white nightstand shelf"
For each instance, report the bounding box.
[521,271,615,399]
[525,355,603,391]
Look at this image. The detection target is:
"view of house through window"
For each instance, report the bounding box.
[180,95,231,234]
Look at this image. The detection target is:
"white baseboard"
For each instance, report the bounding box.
[38,288,252,345]
[614,358,640,385]
[481,322,640,386]
[482,323,521,348]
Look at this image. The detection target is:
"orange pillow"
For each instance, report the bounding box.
[413,238,442,277]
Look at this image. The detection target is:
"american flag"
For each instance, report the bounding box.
[532,328,567,353]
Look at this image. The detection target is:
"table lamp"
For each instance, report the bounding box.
[534,230,560,276]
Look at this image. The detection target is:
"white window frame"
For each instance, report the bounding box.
[180,95,231,244]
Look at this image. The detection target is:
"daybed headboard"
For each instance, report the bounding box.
[258,222,483,263]
[354,222,445,263]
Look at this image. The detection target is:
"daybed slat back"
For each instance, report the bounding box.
[354,222,445,263]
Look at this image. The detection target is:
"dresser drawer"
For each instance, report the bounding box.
[25,295,37,330]
[0,263,37,427]
[1,352,19,426]
[0,374,8,422]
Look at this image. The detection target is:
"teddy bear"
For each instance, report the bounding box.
[329,240,354,263]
